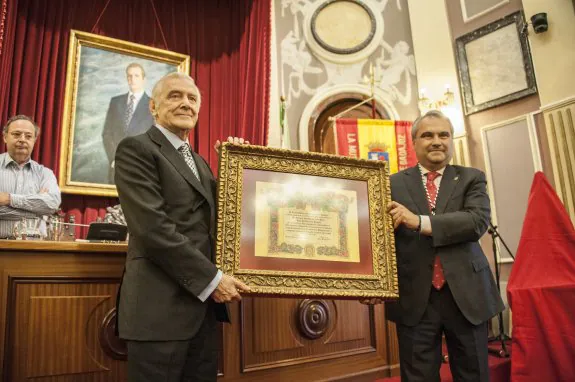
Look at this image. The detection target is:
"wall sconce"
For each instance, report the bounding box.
[418,85,466,137]
[418,85,455,113]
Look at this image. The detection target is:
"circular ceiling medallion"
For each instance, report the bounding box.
[303,0,383,64]
[311,0,376,55]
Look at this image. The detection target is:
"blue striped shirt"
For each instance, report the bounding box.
[0,152,61,238]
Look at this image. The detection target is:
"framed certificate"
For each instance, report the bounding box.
[215,143,398,299]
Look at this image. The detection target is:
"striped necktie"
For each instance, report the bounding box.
[125,94,135,129]
[177,142,200,180]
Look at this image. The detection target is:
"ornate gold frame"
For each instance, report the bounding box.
[59,30,190,197]
[216,143,398,299]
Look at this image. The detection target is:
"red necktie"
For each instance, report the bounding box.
[426,171,445,290]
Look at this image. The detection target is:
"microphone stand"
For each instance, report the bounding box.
[487,222,515,358]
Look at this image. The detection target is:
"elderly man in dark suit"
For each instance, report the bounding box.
[114,71,250,382]
[366,110,504,381]
[102,62,154,184]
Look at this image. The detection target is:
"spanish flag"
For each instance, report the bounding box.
[334,118,417,174]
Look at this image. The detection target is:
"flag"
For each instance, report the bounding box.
[334,118,417,174]
[280,96,290,149]
[395,120,418,172]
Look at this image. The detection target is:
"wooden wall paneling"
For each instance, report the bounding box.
[543,99,575,224]
[250,297,304,354]
[6,278,126,382]
[325,300,372,345]
[26,295,110,377]
[385,319,400,373]
[241,297,375,372]
[0,242,127,382]
[221,297,395,381]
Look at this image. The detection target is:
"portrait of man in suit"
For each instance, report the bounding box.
[364,110,504,381]
[114,72,250,381]
[63,42,180,188]
[102,62,154,184]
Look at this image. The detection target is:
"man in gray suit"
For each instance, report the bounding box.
[114,72,250,381]
[366,110,504,381]
[102,63,154,184]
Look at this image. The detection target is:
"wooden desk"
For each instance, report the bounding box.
[0,241,399,381]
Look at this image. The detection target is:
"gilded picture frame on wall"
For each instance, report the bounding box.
[59,30,189,197]
[215,143,399,299]
[455,11,537,115]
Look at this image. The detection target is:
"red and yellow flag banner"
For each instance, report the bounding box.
[334,118,417,174]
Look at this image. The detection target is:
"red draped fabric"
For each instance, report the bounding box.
[507,172,575,381]
[0,0,270,234]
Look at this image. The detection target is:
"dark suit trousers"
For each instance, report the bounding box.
[126,307,218,382]
[396,284,489,382]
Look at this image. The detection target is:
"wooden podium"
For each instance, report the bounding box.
[0,241,399,381]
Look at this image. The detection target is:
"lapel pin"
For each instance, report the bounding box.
[454,176,459,181]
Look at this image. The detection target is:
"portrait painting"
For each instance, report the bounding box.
[59,30,190,196]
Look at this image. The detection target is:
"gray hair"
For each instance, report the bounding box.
[151,72,202,108]
[3,115,40,137]
[411,110,454,140]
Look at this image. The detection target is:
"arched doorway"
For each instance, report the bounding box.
[307,93,390,154]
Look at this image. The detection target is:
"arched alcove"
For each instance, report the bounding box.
[298,85,399,152]
[307,92,390,154]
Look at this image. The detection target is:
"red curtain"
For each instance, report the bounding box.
[0,0,270,234]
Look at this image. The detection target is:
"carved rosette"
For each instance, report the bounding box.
[298,299,331,339]
[99,308,127,360]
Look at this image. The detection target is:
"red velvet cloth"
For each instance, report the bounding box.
[0,0,270,236]
[507,172,575,381]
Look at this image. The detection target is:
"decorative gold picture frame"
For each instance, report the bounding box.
[59,30,189,196]
[216,143,398,299]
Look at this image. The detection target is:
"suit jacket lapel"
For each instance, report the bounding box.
[133,93,149,115]
[192,151,215,210]
[403,166,430,215]
[118,93,129,113]
[148,127,212,202]
[435,165,458,214]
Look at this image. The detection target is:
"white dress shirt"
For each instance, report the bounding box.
[0,153,61,238]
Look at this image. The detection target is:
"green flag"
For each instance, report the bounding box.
[280,96,291,149]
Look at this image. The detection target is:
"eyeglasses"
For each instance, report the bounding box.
[8,131,36,141]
